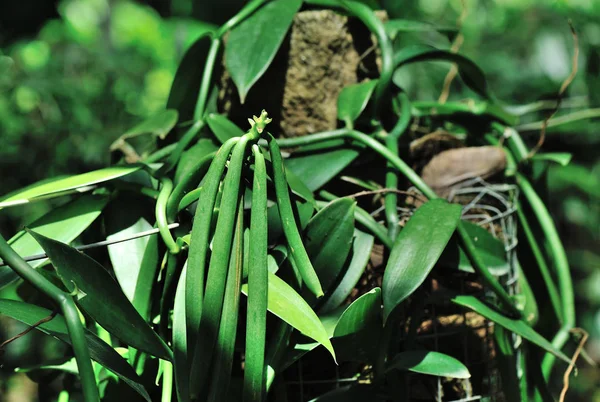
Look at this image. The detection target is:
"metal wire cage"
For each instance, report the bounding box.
[279,178,521,402]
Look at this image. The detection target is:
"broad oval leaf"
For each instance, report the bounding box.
[320,230,374,313]
[304,198,356,299]
[452,295,570,363]
[386,350,470,379]
[0,166,141,209]
[206,113,245,143]
[27,231,172,361]
[285,140,364,191]
[242,272,336,361]
[337,80,378,124]
[167,33,212,121]
[0,299,150,401]
[393,45,491,100]
[440,221,510,276]
[385,19,458,41]
[382,199,462,322]
[120,109,178,141]
[0,195,109,289]
[225,0,302,102]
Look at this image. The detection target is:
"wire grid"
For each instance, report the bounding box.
[280,178,521,401]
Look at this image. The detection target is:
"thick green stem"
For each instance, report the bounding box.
[158,120,206,176]
[194,38,221,120]
[0,234,99,402]
[156,177,180,254]
[161,361,174,402]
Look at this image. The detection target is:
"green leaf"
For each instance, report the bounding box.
[120,109,178,141]
[304,198,356,299]
[440,221,510,276]
[530,152,572,166]
[172,265,189,402]
[382,199,462,322]
[394,45,491,99]
[0,299,150,401]
[206,113,245,143]
[386,350,470,379]
[174,139,219,185]
[385,19,458,41]
[309,385,382,402]
[285,140,364,191]
[27,231,172,361]
[412,100,518,126]
[106,217,153,302]
[167,33,212,121]
[225,0,302,102]
[451,295,570,363]
[320,230,374,313]
[337,80,378,124]
[0,195,108,288]
[242,272,336,361]
[0,166,141,209]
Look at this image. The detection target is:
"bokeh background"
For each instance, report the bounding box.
[0,0,598,400]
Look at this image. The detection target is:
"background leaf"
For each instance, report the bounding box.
[0,299,151,401]
[337,80,378,124]
[386,350,471,379]
[0,195,108,288]
[28,231,172,361]
[385,19,458,41]
[382,199,462,322]
[206,113,245,143]
[120,109,178,140]
[225,0,302,102]
[530,152,572,166]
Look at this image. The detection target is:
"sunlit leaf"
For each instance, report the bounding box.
[452,295,570,363]
[0,195,108,289]
[337,80,378,124]
[0,299,150,401]
[242,272,336,361]
[382,199,462,322]
[28,231,172,361]
[0,166,141,209]
[226,0,302,102]
[386,350,470,379]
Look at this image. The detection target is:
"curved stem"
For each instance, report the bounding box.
[156,177,180,254]
[385,135,400,240]
[0,234,99,402]
[194,38,221,120]
[178,187,203,212]
[143,143,177,164]
[216,0,269,38]
[158,120,206,176]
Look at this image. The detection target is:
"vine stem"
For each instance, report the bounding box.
[278,129,521,317]
[0,234,99,402]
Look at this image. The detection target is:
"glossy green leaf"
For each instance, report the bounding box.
[337,80,378,124]
[242,272,336,361]
[27,231,172,361]
[0,195,108,288]
[0,166,141,209]
[440,221,510,276]
[172,264,189,402]
[394,45,491,99]
[382,199,462,322]
[285,140,364,191]
[385,19,458,41]
[452,295,570,363]
[120,109,178,140]
[206,113,245,143]
[0,299,150,401]
[304,198,356,299]
[320,230,374,313]
[386,350,470,379]
[19,357,79,375]
[166,33,212,121]
[174,139,219,185]
[226,0,302,102]
[106,217,153,302]
[530,152,572,166]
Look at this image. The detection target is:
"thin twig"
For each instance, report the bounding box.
[528,20,579,158]
[0,310,58,356]
[559,328,589,402]
[438,0,468,104]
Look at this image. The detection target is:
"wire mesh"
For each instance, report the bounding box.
[281,178,521,401]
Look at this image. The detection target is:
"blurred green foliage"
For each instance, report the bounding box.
[0,0,598,400]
